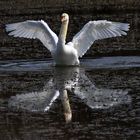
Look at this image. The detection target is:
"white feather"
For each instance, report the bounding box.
[6,20,58,52]
[5,14,130,66]
[72,20,130,57]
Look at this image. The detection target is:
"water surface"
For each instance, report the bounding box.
[0,56,140,140]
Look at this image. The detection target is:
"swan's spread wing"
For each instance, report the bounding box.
[6,20,58,52]
[72,20,130,57]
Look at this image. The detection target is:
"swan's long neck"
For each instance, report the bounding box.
[59,20,69,44]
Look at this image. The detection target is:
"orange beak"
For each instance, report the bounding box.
[61,16,64,22]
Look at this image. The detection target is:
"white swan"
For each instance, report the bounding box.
[5,13,130,65]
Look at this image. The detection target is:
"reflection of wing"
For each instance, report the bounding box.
[74,72,131,109]
[8,79,59,112]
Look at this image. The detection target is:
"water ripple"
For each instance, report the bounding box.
[0,56,140,71]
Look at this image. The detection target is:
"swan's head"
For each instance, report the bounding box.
[61,13,69,22]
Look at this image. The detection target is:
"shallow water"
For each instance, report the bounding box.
[0,56,140,140]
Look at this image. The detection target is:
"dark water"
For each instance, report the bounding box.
[0,56,140,140]
[0,1,140,139]
[1,0,140,60]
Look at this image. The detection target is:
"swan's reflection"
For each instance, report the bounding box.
[8,67,131,123]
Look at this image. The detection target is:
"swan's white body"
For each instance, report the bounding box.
[5,13,130,65]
